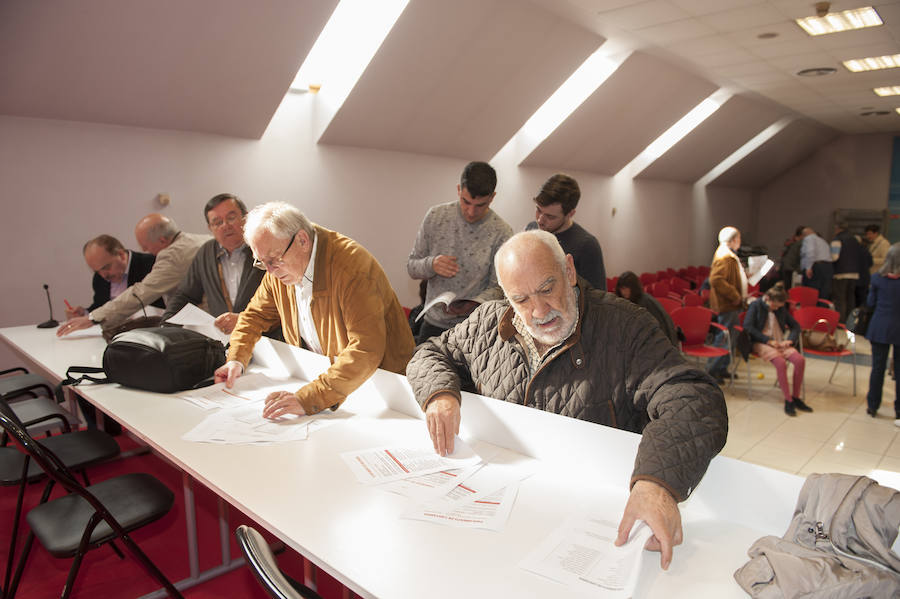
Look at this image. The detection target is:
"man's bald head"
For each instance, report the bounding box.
[134,213,179,255]
[495,231,577,348]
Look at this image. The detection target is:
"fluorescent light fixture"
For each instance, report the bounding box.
[492,48,628,164]
[843,54,900,72]
[290,0,409,93]
[874,86,900,96]
[696,117,795,187]
[623,89,731,177]
[895,107,900,115]
[796,6,882,36]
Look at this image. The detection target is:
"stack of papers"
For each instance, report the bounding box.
[341,441,535,531]
[180,373,348,444]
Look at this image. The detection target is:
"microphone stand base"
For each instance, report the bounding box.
[37,319,59,329]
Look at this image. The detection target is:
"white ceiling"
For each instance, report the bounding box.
[0,0,894,189]
[531,0,900,134]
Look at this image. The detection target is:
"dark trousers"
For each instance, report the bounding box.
[867,342,899,416]
[831,278,857,323]
[77,395,122,435]
[707,310,739,376]
[415,320,448,346]
[802,261,833,300]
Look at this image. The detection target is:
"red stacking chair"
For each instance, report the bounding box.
[639,272,656,286]
[655,270,669,281]
[650,280,671,298]
[670,307,731,384]
[669,277,691,296]
[788,286,834,311]
[792,306,855,396]
[656,297,681,315]
[682,291,704,307]
[606,277,618,293]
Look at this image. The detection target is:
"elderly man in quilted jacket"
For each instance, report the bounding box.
[406,230,727,570]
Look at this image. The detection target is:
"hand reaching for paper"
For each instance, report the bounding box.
[262,391,307,419]
[615,480,683,570]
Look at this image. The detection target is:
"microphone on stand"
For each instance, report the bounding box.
[37,283,59,329]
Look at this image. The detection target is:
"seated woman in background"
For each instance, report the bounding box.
[864,242,900,425]
[614,271,678,347]
[743,286,811,416]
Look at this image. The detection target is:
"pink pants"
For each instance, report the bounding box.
[753,343,805,401]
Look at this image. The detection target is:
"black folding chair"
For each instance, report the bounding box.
[0,398,122,597]
[0,410,183,598]
[0,367,74,443]
[235,525,323,599]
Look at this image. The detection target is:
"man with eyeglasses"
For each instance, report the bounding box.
[215,202,415,417]
[63,234,164,321]
[162,194,267,335]
[57,213,209,336]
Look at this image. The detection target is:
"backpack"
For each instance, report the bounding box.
[61,327,226,394]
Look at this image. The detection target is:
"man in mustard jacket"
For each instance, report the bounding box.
[215,202,414,417]
[707,226,747,382]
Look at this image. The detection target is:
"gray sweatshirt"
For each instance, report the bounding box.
[407,201,512,329]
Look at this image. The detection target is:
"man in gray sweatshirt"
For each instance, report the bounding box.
[407,162,512,344]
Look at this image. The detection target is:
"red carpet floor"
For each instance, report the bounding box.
[0,433,350,598]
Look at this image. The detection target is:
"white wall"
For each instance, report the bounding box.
[755,133,893,255]
[0,92,757,353]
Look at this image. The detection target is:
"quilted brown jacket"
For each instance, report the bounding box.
[406,281,728,501]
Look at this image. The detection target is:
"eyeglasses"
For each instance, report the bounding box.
[208,213,244,229]
[253,232,297,271]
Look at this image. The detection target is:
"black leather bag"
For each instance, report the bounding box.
[846,305,873,336]
[61,327,225,393]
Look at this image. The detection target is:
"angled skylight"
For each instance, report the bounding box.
[796,6,882,36]
[492,47,629,165]
[696,117,795,187]
[290,0,409,99]
[623,89,731,177]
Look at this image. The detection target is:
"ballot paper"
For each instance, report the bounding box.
[341,438,483,484]
[403,482,520,531]
[377,465,482,500]
[58,324,103,339]
[181,403,349,445]
[177,373,307,410]
[519,515,653,598]
[747,255,774,287]
[165,303,230,345]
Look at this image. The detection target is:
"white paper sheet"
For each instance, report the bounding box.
[747,255,774,286]
[416,290,457,321]
[181,403,350,445]
[165,303,230,344]
[58,324,103,339]
[341,438,482,484]
[403,482,520,531]
[177,373,307,410]
[376,465,482,500]
[519,515,653,598]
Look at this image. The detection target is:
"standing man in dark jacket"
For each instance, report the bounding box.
[162,193,267,335]
[406,230,727,571]
[830,220,865,323]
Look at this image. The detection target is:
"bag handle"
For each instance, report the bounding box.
[61,366,108,386]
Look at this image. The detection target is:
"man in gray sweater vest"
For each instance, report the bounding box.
[407,161,512,344]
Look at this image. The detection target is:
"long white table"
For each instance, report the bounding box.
[1,325,807,598]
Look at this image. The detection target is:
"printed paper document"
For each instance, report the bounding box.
[341,438,482,484]
[519,515,653,598]
[165,303,231,344]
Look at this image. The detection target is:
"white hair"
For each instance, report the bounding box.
[494,230,567,278]
[718,226,740,245]
[243,202,313,243]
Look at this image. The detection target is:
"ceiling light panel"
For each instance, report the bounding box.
[796,6,882,36]
[843,54,900,72]
[874,86,900,96]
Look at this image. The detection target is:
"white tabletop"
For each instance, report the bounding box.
[1,325,805,598]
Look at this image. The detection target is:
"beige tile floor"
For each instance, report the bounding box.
[716,337,900,479]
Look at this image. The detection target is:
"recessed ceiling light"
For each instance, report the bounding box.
[843,54,900,72]
[895,107,900,115]
[860,110,891,116]
[873,86,900,96]
[796,6,882,36]
[757,32,779,39]
[796,67,837,77]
